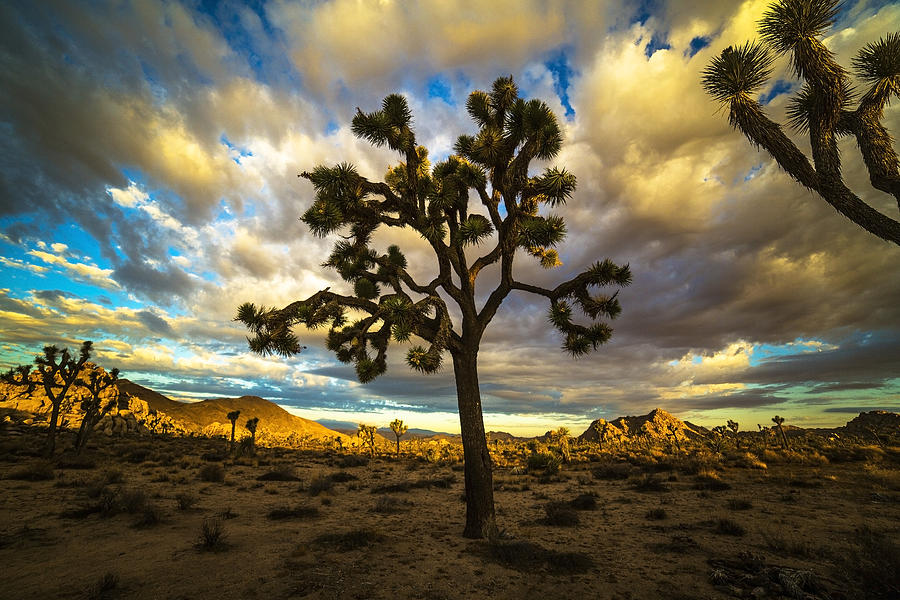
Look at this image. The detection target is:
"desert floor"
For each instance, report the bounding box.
[1,429,898,600]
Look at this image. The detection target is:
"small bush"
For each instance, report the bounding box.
[727,498,753,511]
[543,502,580,526]
[527,453,560,475]
[257,465,300,481]
[336,455,369,468]
[197,517,226,551]
[308,475,335,496]
[844,524,900,599]
[133,503,163,528]
[119,488,149,513]
[476,540,593,574]
[267,505,320,520]
[713,518,745,536]
[313,529,385,552]
[568,493,598,510]
[693,471,731,491]
[645,508,667,520]
[373,495,411,514]
[592,462,631,480]
[632,473,668,492]
[102,469,125,484]
[199,464,225,483]
[85,571,119,600]
[7,461,54,481]
[55,455,96,470]
[328,471,358,483]
[175,492,198,511]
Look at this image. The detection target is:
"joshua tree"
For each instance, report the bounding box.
[334,435,344,452]
[591,419,609,450]
[389,418,408,457]
[227,410,241,452]
[727,419,740,448]
[236,76,631,538]
[73,367,120,454]
[12,342,94,456]
[1,365,36,399]
[245,417,259,455]
[665,422,683,452]
[552,427,571,463]
[358,424,377,457]
[772,415,789,450]
[702,0,900,245]
[711,425,728,453]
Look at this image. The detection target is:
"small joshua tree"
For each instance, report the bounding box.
[73,367,120,454]
[245,417,259,455]
[727,419,740,448]
[1,365,36,399]
[591,419,608,450]
[772,415,789,450]
[15,342,93,456]
[711,425,728,453]
[227,410,241,453]
[702,0,900,245]
[389,418,408,457]
[553,427,571,463]
[358,424,377,457]
[666,422,683,452]
[334,435,344,452]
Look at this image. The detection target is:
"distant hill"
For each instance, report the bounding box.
[578,408,708,442]
[116,380,349,443]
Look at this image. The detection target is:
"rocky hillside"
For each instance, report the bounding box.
[578,408,708,443]
[840,410,900,438]
[116,380,350,445]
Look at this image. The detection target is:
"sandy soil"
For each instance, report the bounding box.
[0,428,897,600]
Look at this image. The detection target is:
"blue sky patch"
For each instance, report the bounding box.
[426,75,454,105]
[544,47,576,118]
[760,80,793,105]
[687,36,711,58]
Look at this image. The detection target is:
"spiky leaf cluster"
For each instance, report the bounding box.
[702,0,900,245]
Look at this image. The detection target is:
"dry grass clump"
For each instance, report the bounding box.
[693,470,732,491]
[6,460,55,481]
[196,517,227,551]
[256,464,300,481]
[267,504,320,520]
[726,498,753,511]
[568,493,598,510]
[712,517,746,536]
[372,495,412,514]
[645,508,667,520]
[591,461,631,480]
[842,524,900,600]
[85,571,119,600]
[631,473,668,492]
[313,529,385,552]
[198,463,225,483]
[542,501,580,526]
[175,492,198,511]
[55,454,97,470]
[473,539,593,574]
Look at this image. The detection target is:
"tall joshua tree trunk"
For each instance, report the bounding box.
[452,345,497,540]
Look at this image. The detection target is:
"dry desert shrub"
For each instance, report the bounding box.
[198,463,225,483]
[372,495,411,513]
[313,529,385,552]
[542,501,580,526]
[693,470,732,491]
[175,492,198,511]
[85,571,119,600]
[267,504,320,520]
[713,517,746,537]
[196,517,227,551]
[6,460,55,481]
[592,461,631,480]
[645,508,667,520]
[632,473,669,492]
[256,464,300,481]
[474,539,593,574]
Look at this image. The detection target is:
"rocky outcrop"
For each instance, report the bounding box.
[578,408,708,443]
[841,411,899,440]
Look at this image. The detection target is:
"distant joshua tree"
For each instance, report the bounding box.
[665,422,683,452]
[727,419,740,448]
[2,342,94,456]
[73,367,120,454]
[591,419,609,450]
[702,0,900,245]
[389,419,408,457]
[1,365,36,398]
[711,425,728,453]
[227,410,241,452]
[334,435,344,452]
[553,427,571,463]
[358,424,377,457]
[772,415,789,450]
[245,417,259,455]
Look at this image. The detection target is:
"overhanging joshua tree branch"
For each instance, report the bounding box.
[237,76,631,538]
[702,0,900,245]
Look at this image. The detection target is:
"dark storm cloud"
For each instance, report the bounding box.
[112,261,197,305]
[823,405,900,414]
[677,388,789,411]
[806,382,885,394]
[136,311,175,337]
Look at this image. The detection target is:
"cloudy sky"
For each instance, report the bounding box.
[1,0,898,436]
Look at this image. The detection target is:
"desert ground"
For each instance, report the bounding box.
[1,423,898,600]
